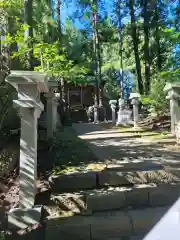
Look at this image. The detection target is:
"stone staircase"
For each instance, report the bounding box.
[45,161,180,240]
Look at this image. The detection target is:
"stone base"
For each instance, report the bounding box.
[6,206,48,240]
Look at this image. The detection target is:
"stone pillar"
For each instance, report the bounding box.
[93,105,99,124]
[129,93,141,128]
[5,70,48,239]
[14,86,44,209]
[53,93,60,129]
[15,101,43,209]
[109,100,117,124]
[166,91,180,135]
[46,80,60,138]
[132,98,139,128]
[116,98,125,125]
[118,98,125,114]
[164,82,180,135]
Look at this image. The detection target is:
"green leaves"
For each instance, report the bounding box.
[83,11,91,20]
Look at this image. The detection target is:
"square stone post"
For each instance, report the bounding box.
[46,91,54,139]
[15,101,43,208]
[6,71,48,209]
[54,92,61,128]
[46,80,59,139]
[93,105,99,124]
[164,82,180,135]
[116,98,125,125]
[5,71,48,240]
[109,100,117,124]
[129,93,141,129]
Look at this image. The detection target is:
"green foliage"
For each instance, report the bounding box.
[161,69,180,83]
[1,0,180,115]
[141,75,168,115]
[51,127,97,174]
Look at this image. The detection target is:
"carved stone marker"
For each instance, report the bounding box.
[116,109,132,126]
[164,82,180,135]
[109,100,117,124]
[129,92,141,128]
[6,71,48,208]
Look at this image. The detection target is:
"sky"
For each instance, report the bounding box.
[52,0,179,30]
[52,0,114,29]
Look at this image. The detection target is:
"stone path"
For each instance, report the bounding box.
[46,123,180,240]
[72,123,180,167]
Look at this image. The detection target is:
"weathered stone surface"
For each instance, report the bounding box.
[98,169,180,187]
[49,171,97,191]
[8,206,43,230]
[52,193,86,214]
[124,185,150,208]
[86,188,126,211]
[46,222,91,240]
[149,184,180,207]
[106,162,163,172]
[129,206,169,234]
[98,170,130,186]
[91,211,132,239]
[47,212,132,239]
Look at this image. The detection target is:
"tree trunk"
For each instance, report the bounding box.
[129,0,144,94]
[116,0,124,98]
[92,0,100,122]
[154,3,161,71]
[55,0,65,102]
[93,30,99,122]
[97,26,106,121]
[56,0,62,39]
[0,3,10,82]
[143,0,151,94]
[24,0,33,70]
[97,32,102,107]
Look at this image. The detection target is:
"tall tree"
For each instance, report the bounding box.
[24,0,33,70]
[55,0,62,39]
[0,1,10,82]
[142,0,151,94]
[154,1,162,71]
[116,0,124,98]
[54,0,65,101]
[92,0,100,122]
[128,0,144,94]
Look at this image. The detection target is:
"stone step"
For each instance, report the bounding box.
[49,166,180,192]
[46,205,171,240]
[48,182,180,215]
